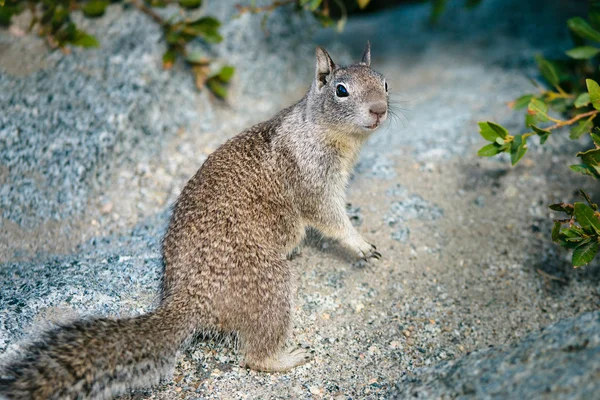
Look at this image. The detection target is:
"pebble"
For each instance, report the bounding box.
[310,386,323,395]
[100,202,113,214]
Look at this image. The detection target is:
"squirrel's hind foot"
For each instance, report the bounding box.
[243,347,313,372]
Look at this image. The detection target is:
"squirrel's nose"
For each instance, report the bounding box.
[369,102,387,117]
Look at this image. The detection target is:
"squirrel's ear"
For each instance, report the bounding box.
[361,41,371,67]
[315,47,335,89]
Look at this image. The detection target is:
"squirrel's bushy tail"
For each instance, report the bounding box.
[0,300,195,400]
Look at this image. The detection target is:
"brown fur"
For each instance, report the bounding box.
[0,43,388,399]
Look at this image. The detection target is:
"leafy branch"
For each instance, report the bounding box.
[0,0,236,96]
[476,6,600,267]
[551,190,600,267]
[0,0,384,95]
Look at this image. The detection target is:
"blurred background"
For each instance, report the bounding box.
[1,0,599,398]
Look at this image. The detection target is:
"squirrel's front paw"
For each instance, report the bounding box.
[351,238,381,261]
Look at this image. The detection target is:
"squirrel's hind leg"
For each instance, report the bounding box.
[234,259,312,372]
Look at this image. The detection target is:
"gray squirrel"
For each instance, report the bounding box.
[0,42,388,400]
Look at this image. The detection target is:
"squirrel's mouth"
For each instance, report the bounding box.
[364,122,380,130]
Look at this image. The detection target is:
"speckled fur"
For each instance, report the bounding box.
[0,44,388,400]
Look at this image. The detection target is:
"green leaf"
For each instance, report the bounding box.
[477,143,502,157]
[572,240,598,267]
[188,16,222,44]
[162,49,177,69]
[549,202,575,216]
[527,98,549,122]
[580,189,598,210]
[147,0,167,7]
[478,121,505,141]
[54,21,78,45]
[488,122,508,139]
[567,17,600,42]
[512,94,533,110]
[430,0,447,23]
[586,79,600,110]
[308,0,323,11]
[207,78,228,99]
[531,125,550,135]
[51,7,69,32]
[71,31,99,48]
[535,55,560,86]
[570,118,594,140]
[179,0,202,9]
[525,113,538,127]
[551,221,561,242]
[357,0,371,10]
[510,134,528,165]
[166,30,181,45]
[565,46,600,59]
[82,0,109,18]
[591,130,600,146]
[563,226,584,238]
[0,0,4,6]
[577,148,600,174]
[531,125,551,144]
[570,164,600,178]
[574,203,600,234]
[566,235,589,244]
[574,92,591,108]
[202,31,223,44]
[217,65,235,83]
[189,16,221,30]
[0,5,23,26]
[0,10,11,26]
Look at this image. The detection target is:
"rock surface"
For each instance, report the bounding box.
[391,311,600,399]
[1,0,600,398]
[0,0,315,260]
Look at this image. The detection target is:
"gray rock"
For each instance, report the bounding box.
[0,211,168,349]
[346,203,363,227]
[391,226,410,243]
[390,312,600,400]
[0,0,315,232]
[387,195,444,223]
[474,195,486,208]
[355,154,397,180]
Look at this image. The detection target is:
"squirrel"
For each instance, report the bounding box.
[0,42,388,400]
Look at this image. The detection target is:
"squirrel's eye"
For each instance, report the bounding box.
[385,82,388,92]
[336,84,349,97]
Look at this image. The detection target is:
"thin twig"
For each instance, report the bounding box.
[130,0,166,26]
[546,109,600,131]
[536,268,567,283]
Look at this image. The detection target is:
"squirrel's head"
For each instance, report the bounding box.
[308,42,388,135]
